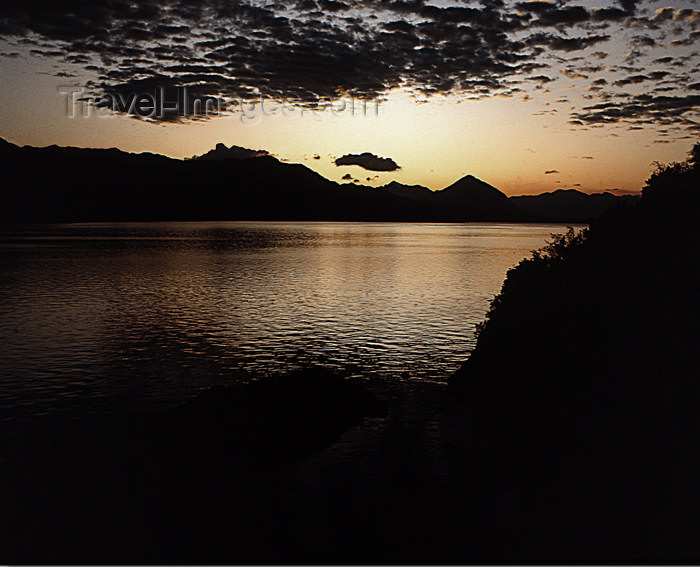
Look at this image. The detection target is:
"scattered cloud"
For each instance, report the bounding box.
[335,152,400,172]
[613,74,650,87]
[571,94,700,127]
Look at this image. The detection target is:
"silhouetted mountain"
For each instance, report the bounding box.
[449,142,700,561]
[511,188,628,222]
[0,139,430,222]
[384,176,524,220]
[383,177,521,220]
[0,137,15,151]
[385,178,629,222]
[382,180,436,202]
[195,142,269,160]
[0,138,626,222]
[437,174,524,220]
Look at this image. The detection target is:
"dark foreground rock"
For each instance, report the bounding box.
[0,367,387,563]
[450,143,700,561]
[132,366,388,469]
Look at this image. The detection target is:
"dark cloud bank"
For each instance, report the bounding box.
[0,0,698,130]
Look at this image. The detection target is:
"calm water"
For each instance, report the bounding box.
[0,222,571,425]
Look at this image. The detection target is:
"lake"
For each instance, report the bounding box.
[0,221,572,426]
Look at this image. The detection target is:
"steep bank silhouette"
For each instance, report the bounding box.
[450,143,700,560]
[1,138,626,222]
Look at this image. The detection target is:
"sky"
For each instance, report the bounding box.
[0,0,698,195]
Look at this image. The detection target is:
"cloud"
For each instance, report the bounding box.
[534,6,591,27]
[653,7,700,24]
[613,74,649,87]
[592,7,629,21]
[563,67,588,80]
[527,74,555,83]
[617,0,641,15]
[526,33,610,52]
[571,94,700,127]
[335,152,401,172]
[0,0,605,111]
[653,56,674,65]
[514,2,555,14]
[0,0,696,132]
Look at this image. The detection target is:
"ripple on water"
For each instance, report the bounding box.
[0,221,572,425]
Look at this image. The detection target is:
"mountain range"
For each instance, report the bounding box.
[1,139,634,223]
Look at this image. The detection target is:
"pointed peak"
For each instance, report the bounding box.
[444,174,502,194]
[459,174,489,184]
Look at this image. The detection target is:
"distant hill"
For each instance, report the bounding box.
[384,179,632,223]
[0,139,426,222]
[383,181,436,203]
[194,142,269,161]
[382,177,524,221]
[0,139,628,223]
[511,189,634,222]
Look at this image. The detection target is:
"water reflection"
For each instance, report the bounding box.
[0,222,573,423]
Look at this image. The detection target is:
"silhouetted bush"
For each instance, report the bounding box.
[450,142,700,561]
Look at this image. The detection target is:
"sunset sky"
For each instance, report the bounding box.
[1,0,698,194]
